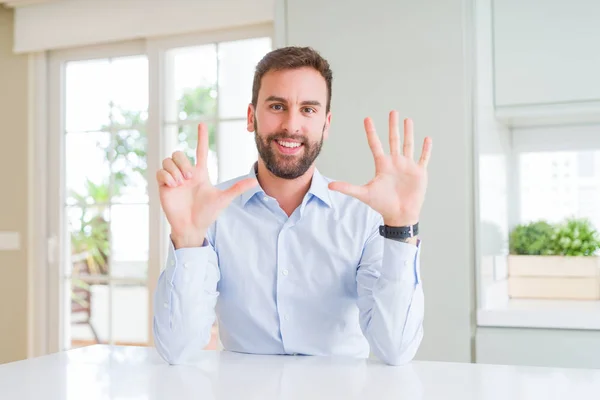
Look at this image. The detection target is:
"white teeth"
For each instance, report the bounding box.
[277,140,301,148]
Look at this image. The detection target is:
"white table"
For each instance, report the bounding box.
[1,345,599,399]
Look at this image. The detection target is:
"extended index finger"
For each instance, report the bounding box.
[364,117,385,160]
[195,123,209,170]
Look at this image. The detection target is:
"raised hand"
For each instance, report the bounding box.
[156,123,258,248]
[328,110,432,229]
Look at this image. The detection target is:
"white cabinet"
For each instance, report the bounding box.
[493,0,600,108]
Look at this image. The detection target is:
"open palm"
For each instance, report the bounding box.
[328,111,432,227]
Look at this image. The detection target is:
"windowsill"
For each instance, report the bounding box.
[478,298,600,331]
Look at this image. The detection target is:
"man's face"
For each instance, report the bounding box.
[247,67,331,179]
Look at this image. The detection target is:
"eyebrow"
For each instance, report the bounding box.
[265,96,322,107]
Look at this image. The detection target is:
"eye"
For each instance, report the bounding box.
[270,104,284,111]
[302,107,316,114]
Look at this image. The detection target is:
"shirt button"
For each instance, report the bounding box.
[183,262,189,269]
[404,260,409,267]
[163,302,168,309]
[170,260,175,266]
[282,269,289,276]
[284,315,290,321]
[263,196,269,202]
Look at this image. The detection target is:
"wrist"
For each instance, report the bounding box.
[383,216,419,227]
[171,231,206,249]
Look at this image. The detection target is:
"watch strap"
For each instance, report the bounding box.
[379,223,419,240]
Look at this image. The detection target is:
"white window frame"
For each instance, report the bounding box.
[38,23,273,355]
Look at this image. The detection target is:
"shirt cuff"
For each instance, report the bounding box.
[380,238,421,284]
[164,239,219,288]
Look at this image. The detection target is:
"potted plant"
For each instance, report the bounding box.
[508,218,600,300]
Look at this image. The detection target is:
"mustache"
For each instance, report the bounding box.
[266,133,306,144]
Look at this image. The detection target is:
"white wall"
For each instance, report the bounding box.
[493,0,600,107]
[13,0,275,53]
[474,0,511,310]
[279,0,476,362]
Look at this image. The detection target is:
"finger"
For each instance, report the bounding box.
[221,177,259,202]
[162,158,185,185]
[172,150,194,179]
[328,181,369,203]
[195,123,209,170]
[418,137,433,168]
[156,169,176,188]
[403,118,414,160]
[364,117,385,160]
[389,110,400,159]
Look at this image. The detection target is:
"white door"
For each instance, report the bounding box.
[47,25,273,352]
[48,41,152,350]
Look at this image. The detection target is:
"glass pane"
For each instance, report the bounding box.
[519,151,600,230]
[110,56,148,128]
[167,44,218,123]
[111,283,149,345]
[217,120,257,182]
[218,37,272,118]
[65,59,111,132]
[66,132,111,206]
[112,129,148,203]
[67,206,110,278]
[110,204,148,279]
[164,123,218,185]
[68,278,109,347]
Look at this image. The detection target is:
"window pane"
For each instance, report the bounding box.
[218,120,257,182]
[110,204,148,279]
[519,151,600,230]
[110,56,148,128]
[66,59,111,132]
[112,129,148,204]
[66,132,111,206]
[164,123,218,184]
[218,37,272,118]
[111,283,148,345]
[68,279,109,348]
[67,206,110,278]
[166,45,218,123]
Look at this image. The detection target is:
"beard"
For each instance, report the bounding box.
[254,120,325,180]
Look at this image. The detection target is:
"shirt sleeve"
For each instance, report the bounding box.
[355,217,424,366]
[152,236,220,365]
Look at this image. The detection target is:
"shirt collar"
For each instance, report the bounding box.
[307,167,333,208]
[240,162,333,208]
[240,163,264,206]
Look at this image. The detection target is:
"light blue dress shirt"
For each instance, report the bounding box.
[153,164,424,366]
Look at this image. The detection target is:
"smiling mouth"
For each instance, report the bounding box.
[274,139,304,154]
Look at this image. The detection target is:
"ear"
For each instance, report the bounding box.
[322,111,332,140]
[247,104,255,132]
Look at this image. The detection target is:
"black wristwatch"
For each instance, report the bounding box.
[379,223,419,241]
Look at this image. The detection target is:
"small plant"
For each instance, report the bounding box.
[509,218,600,256]
[547,218,600,256]
[509,220,555,255]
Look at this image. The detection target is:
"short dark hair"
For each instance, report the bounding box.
[251,46,333,113]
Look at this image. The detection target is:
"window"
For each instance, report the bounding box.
[477,124,600,330]
[161,37,272,184]
[61,54,150,349]
[47,26,273,353]
[519,151,600,230]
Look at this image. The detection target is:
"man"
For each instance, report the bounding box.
[153,46,432,366]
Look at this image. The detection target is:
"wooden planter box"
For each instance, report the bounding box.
[507,255,600,300]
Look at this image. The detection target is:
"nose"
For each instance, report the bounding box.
[281,109,302,134]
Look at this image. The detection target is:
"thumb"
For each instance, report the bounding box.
[328,181,369,203]
[221,177,259,202]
